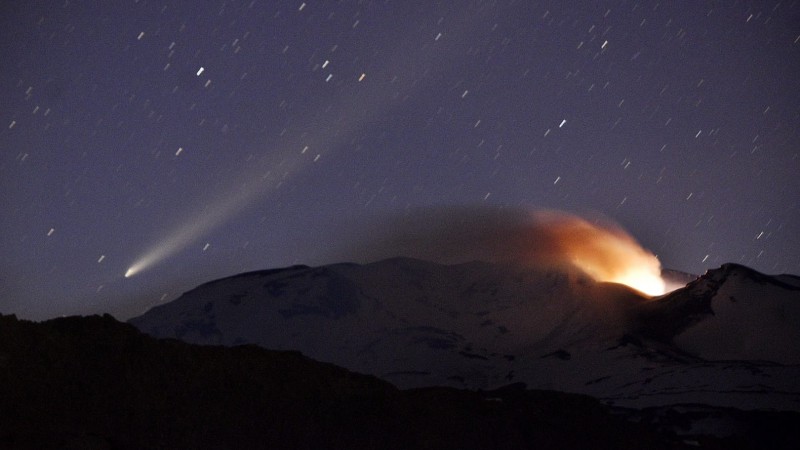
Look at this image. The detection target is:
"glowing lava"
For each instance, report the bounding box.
[529,212,667,296]
[334,208,672,296]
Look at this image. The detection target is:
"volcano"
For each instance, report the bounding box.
[130,258,800,414]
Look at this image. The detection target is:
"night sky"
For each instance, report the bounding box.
[2,1,798,320]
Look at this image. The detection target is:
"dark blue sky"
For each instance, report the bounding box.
[2,0,798,320]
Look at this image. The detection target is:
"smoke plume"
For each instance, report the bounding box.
[330,207,666,296]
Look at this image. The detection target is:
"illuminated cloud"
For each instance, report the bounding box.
[525,211,666,296]
[328,207,667,296]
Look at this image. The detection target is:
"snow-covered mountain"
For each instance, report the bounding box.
[670,264,800,364]
[130,258,800,411]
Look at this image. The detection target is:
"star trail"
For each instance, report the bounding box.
[1,1,798,319]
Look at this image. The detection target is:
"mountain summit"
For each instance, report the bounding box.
[130,258,800,411]
[660,264,800,364]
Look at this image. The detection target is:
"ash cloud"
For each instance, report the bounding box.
[328,206,666,295]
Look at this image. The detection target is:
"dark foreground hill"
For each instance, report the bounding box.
[3,313,800,449]
[0,313,707,449]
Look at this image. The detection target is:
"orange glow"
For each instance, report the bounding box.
[333,207,671,296]
[524,212,667,296]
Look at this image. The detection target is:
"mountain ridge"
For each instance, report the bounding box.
[129,257,800,414]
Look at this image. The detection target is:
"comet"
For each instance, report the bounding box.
[122,160,293,278]
[123,10,483,278]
